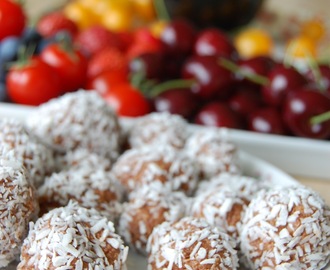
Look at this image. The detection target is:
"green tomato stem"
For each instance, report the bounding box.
[11,44,36,69]
[310,110,330,125]
[219,57,269,86]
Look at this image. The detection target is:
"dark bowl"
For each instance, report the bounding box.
[164,0,264,31]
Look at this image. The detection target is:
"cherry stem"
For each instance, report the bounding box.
[310,111,330,125]
[306,55,327,92]
[149,79,196,97]
[153,0,170,21]
[219,58,269,86]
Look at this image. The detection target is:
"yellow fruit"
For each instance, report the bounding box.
[131,0,156,22]
[300,18,326,43]
[100,5,133,32]
[234,28,274,58]
[63,2,97,29]
[286,35,317,59]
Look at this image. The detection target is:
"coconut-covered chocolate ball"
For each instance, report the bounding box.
[0,118,55,187]
[184,128,240,179]
[118,187,187,254]
[128,112,189,150]
[54,148,113,172]
[38,163,124,220]
[147,216,239,269]
[240,185,330,270]
[25,90,122,161]
[195,173,263,198]
[17,201,129,270]
[112,146,199,196]
[190,186,249,242]
[0,157,39,267]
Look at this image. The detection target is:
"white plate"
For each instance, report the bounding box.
[4,149,329,270]
[0,102,329,180]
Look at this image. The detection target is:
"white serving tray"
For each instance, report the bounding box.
[0,102,329,180]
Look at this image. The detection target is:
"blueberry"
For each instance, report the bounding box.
[0,36,23,62]
[21,27,42,48]
[0,64,7,83]
[0,82,10,102]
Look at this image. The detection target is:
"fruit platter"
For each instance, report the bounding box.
[0,1,330,268]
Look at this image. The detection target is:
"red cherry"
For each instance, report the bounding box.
[228,85,263,116]
[283,89,330,139]
[194,102,243,129]
[248,107,287,135]
[262,64,307,107]
[160,19,196,56]
[153,88,199,119]
[237,56,276,83]
[193,28,237,60]
[129,52,164,81]
[182,55,235,100]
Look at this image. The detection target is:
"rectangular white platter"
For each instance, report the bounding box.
[0,101,329,270]
[1,102,329,180]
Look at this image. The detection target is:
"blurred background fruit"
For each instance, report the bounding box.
[0,0,329,140]
[164,0,264,31]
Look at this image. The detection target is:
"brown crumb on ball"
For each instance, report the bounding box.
[240,185,330,270]
[128,112,189,150]
[25,90,122,161]
[118,187,187,254]
[184,128,240,179]
[112,146,199,196]
[0,157,39,268]
[195,173,263,199]
[38,163,124,221]
[190,186,248,242]
[0,118,55,188]
[54,148,113,172]
[17,201,129,270]
[147,216,239,270]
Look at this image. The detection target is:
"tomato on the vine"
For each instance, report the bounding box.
[40,43,88,92]
[103,83,151,117]
[6,58,62,106]
[86,70,128,95]
[0,0,26,40]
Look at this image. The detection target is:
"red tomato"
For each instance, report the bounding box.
[0,0,26,40]
[85,70,128,95]
[6,58,62,106]
[40,43,88,92]
[103,83,151,117]
[126,27,164,59]
[87,47,128,79]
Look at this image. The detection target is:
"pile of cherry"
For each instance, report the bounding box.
[0,0,330,140]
